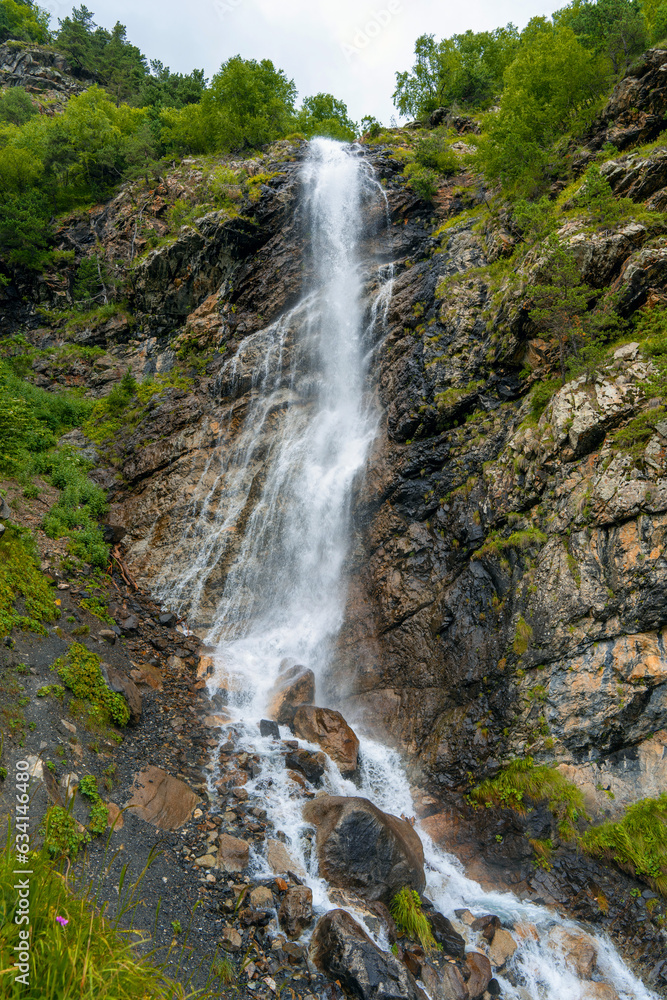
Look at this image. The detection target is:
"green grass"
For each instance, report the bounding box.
[0,526,60,637]
[39,448,109,568]
[52,644,129,729]
[513,615,534,656]
[473,528,547,562]
[0,834,222,998]
[389,887,438,952]
[78,598,114,625]
[471,757,586,839]
[581,794,667,896]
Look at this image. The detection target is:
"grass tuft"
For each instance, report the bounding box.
[389,887,438,952]
[581,794,667,897]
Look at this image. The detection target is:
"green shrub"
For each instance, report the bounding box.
[403,162,440,201]
[513,615,534,655]
[390,887,438,952]
[52,643,129,728]
[39,447,109,567]
[415,130,459,176]
[581,794,667,896]
[43,806,89,860]
[78,775,108,835]
[530,378,561,419]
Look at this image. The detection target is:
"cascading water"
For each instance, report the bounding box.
[160,139,656,1000]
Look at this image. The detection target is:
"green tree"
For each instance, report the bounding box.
[201,55,297,151]
[529,235,591,378]
[393,25,519,118]
[477,20,607,190]
[0,86,37,126]
[295,93,356,140]
[556,0,648,73]
[0,0,50,45]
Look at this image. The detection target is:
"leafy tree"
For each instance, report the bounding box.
[529,235,591,378]
[0,143,43,193]
[0,86,37,126]
[477,20,607,190]
[555,0,648,73]
[295,93,356,140]
[574,163,626,225]
[138,60,206,110]
[648,0,667,41]
[0,0,50,45]
[201,55,297,151]
[0,189,51,269]
[393,25,519,118]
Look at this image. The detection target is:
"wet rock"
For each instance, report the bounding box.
[581,985,621,1000]
[278,885,313,938]
[465,950,492,999]
[302,795,425,904]
[260,719,280,738]
[103,664,142,723]
[547,926,597,979]
[284,747,326,784]
[126,767,200,830]
[471,914,500,941]
[159,612,177,627]
[267,664,315,724]
[428,911,466,959]
[310,909,425,1000]
[217,833,250,872]
[266,838,306,877]
[487,927,517,969]
[420,961,468,1000]
[250,885,274,909]
[292,705,360,775]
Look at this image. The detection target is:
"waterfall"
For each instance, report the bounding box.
[163,139,656,1000]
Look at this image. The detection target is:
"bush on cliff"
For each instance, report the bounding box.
[581,794,667,896]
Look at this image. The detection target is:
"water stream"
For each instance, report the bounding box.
[158,138,656,1000]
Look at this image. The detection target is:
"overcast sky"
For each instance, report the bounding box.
[46,0,560,123]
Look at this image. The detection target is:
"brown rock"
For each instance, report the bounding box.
[488,927,517,969]
[250,886,274,909]
[221,927,242,952]
[421,961,468,1000]
[196,654,215,679]
[267,665,315,724]
[127,767,199,830]
[217,833,250,873]
[292,705,360,775]
[582,985,620,1000]
[278,885,313,938]
[106,801,124,831]
[466,950,492,999]
[548,926,597,979]
[266,838,305,877]
[302,795,425,904]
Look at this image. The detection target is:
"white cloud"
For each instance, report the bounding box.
[53,0,560,123]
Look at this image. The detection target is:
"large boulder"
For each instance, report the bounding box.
[126,767,199,830]
[302,795,425,904]
[292,705,360,775]
[267,663,315,724]
[310,909,426,1000]
[547,926,597,979]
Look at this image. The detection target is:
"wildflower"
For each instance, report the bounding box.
[55,916,68,926]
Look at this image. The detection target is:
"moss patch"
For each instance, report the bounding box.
[471,757,586,839]
[0,526,60,637]
[52,643,129,728]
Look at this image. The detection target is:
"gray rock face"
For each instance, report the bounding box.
[310,909,426,1000]
[303,795,425,904]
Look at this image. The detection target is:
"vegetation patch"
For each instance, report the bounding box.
[471,757,586,839]
[52,643,130,728]
[390,887,438,952]
[79,597,114,625]
[42,806,90,861]
[513,615,534,656]
[473,528,547,562]
[78,775,109,835]
[0,526,60,637]
[581,794,667,896]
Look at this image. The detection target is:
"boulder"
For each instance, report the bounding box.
[278,885,313,938]
[581,985,620,1000]
[465,951,492,999]
[217,833,250,872]
[260,718,280,738]
[310,909,426,1000]
[292,705,360,775]
[267,664,315,724]
[126,767,199,830]
[424,906,465,958]
[487,927,517,969]
[250,885,274,909]
[302,795,425,904]
[547,926,597,979]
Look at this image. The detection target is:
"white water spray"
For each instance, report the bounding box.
[166,139,656,1000]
